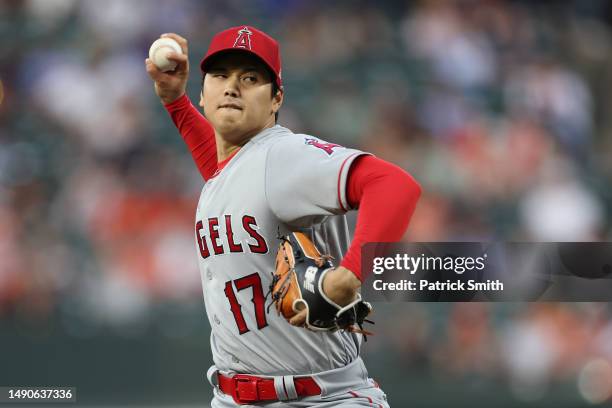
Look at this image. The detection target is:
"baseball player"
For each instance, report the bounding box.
[145,26,421,407]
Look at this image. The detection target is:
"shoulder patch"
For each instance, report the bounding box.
[304,137,343,156]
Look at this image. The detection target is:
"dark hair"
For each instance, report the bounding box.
[200,71,281,123]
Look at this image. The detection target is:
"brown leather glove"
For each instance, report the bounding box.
[269,232,373,336]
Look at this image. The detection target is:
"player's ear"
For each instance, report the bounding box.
[271,87,283,114]
[199,76,206,108]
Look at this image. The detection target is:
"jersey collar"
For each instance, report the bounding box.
[209,125,286,180]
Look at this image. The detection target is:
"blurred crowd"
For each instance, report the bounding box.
[369,302,612,404]
[1,0,612,404]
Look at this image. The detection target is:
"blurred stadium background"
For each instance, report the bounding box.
[1,0,612,406]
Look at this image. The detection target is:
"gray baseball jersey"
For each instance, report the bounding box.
[195,124,367,375]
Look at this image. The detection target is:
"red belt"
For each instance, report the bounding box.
[217,372,321,405]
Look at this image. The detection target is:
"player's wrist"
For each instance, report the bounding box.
[163,91,188,107]
[322,266,360,306]
[159,89,186,105]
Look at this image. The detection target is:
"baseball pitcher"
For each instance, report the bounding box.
[146,25,421,407]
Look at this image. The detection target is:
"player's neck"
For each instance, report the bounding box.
[215,120,276,162]
[216,140,242,163]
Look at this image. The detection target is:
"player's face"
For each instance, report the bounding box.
[201,52,283,143]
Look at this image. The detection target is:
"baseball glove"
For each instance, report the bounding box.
[268,232,373,337]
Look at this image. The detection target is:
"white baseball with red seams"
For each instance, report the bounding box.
[148,37,182,72]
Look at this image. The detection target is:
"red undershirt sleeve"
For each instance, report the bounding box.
[164,94,217,180]
[339,155,422,281]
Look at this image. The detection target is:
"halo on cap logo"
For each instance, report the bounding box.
[233,26,253,50]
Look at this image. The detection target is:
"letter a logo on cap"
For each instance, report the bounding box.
[233,26,253,50]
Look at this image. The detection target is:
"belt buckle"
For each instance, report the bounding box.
[232,374,259,404]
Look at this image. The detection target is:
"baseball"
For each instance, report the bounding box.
[148,37,182,72]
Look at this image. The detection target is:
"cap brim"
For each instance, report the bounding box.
[200,49,281,88]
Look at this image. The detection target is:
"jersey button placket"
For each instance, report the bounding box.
[214,315,221,325]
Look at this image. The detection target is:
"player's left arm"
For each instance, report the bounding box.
[289,156,421,325]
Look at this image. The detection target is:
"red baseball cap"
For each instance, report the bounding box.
[200,25,282,88]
